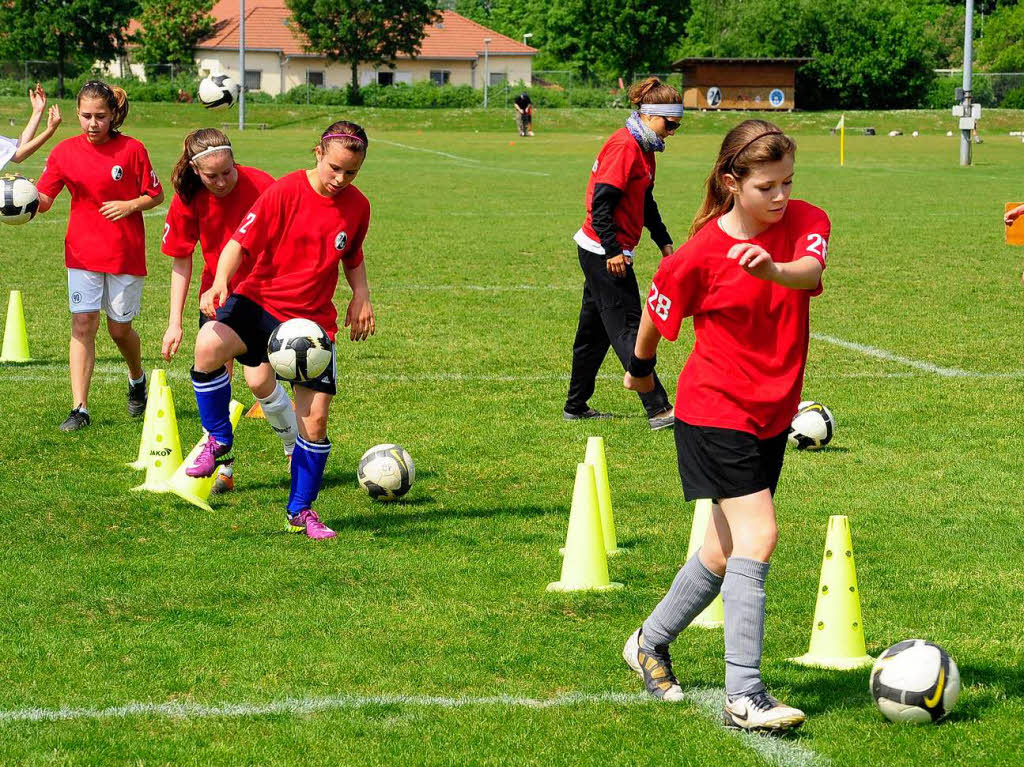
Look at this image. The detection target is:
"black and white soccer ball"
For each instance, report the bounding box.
[198,75,239,110]
[787,400,834,450]
[870,640,960,724]
[267,318,333,382]
[358,444,415,501]
[0,173,39,225]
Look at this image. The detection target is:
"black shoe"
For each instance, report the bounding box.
[127,376,147,417]
[563,407,612,421]
[60,408,91,432]
[648,410,676,430]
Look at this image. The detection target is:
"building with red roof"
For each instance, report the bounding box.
[111,3,536,96]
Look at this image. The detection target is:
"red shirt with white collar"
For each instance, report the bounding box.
[648,199,830,438]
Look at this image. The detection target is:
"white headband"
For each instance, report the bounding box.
[190,145,233,163]
[639,103,684,118]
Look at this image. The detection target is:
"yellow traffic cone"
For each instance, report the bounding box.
[789,515,874,669]
[245,401,264,419]
[548,463,623,592]
[131,382,183,493]
[129,369,168,469]
[167,399,243,512]
[686,498,724,628]
[584,436,622,556]
[0,290,31,362]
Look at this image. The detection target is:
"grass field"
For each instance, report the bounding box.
[1,99,1023,765]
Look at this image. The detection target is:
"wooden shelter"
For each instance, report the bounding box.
[671,58,811,111]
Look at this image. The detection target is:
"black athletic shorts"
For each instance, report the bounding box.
[215,293,337,395]
[675,420,788,502]
[199,309,213,329]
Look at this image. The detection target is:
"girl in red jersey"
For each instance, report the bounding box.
[184,120,375,540]
[36,81,164,432]
[621,120,829,733]
[564,77,679,431]
[161,128,297,493]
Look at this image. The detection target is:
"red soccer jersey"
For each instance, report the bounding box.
[37,133,161,276]
[231,170,370,339]
[161,165,275,295]
[648,199,830,438]
[581,127,655,252]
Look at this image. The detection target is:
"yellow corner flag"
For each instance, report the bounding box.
[836,114,846,166]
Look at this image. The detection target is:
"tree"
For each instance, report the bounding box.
[285,0,441,101]
[132,0,216,74]
[978,1,1024,72]
[0,0,139,96]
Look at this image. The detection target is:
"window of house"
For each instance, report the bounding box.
[307,71,325,87]
[377,71,394,86]
[430,70,450,86]
[244,70,262,91]
[489,71,506,87]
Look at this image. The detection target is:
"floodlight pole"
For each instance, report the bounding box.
[239,0,246,131]
[960,0,974,166]
[483,39,491,108]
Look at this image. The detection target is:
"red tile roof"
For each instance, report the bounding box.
[194,3,535,60]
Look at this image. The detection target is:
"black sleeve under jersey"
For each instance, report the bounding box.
[591,182,623,257]
[644,186,672,251]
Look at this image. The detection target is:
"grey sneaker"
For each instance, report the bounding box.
[622,629,684,702]
[724,690,805,733]
[563,407,612,421]
[648,410,675,430]
[127,376,147,417]
[59,408,91,432]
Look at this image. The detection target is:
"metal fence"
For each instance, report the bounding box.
[935,69,1024,106]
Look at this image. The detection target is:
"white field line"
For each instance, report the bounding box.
[35,206,167,226]
[0,688,826,767]
[811,332,1024,378]
[375,138,551,177]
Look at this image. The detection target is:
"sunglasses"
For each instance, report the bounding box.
[662,118,680,131]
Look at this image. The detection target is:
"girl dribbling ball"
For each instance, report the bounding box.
[36,81,164,431]
[161,129,296,494]
[622,120,830,733]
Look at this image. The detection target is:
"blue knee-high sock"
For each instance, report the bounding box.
[288,435,331,515]
[191,366,233,446]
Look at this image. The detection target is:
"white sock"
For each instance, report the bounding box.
[129,372,146,386]
[258,383,298,457]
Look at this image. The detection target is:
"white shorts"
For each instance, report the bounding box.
[67,268,144,322]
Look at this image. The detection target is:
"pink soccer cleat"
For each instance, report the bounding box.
[286,509,336,540]
[185,435,233,478]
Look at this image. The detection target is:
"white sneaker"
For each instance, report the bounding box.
[622,629,685,702]
[723,690,805,733]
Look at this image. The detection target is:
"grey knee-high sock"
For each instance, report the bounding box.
[641,551,724,648]
[722,557,770,698]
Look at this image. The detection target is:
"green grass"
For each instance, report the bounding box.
[1,103,1023,765]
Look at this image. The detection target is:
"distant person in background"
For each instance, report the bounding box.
[0,84,62,171]
[514,91,534,137]
[563,77,680,430]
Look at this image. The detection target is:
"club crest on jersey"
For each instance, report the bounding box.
[592,159,599,173]
[111,165,123,181]
[334,230,348,251]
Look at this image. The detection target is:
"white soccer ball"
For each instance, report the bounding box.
[0,173,39,225]
[198,75,239,110]
[358,444,415,501]
[947,130,954,137]
[267,318,333,382]
[787,400,834,450]
[870,640,960,724]
[912,131,919,137]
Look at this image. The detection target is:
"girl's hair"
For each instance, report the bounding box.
[318,120,368,155]
[690,119,797,237]
[171,128,233,204]
[77,80,129,133]
[627,77,682,108]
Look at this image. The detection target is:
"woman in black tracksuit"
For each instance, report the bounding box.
[564,77,682,430]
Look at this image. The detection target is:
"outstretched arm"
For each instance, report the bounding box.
[12,87,60,163]
[727,244,823,290]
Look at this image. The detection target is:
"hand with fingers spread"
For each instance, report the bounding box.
[46,104,62,131]
[727,242,778,282]
[28,83,45,113]
[345,292,375,341]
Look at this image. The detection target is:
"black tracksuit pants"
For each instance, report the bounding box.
[565,246,671,418]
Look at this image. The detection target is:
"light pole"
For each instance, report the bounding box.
[523,32,533,46]
[239,0,246,131]
[959,0,975,166]
[483,38,491,108]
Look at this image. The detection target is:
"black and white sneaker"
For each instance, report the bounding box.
[127,376,147,417]
[622,629,684,702]
[563,407,612,421]
[648,410,676,430]
[60,408,91,432]
[723,690,805,733]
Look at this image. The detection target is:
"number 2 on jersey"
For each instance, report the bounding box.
[238,212,257,234]
[805,233,828,262]
[647,284,672,321]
